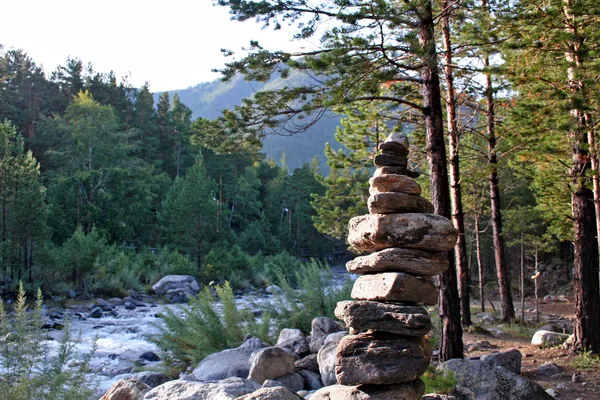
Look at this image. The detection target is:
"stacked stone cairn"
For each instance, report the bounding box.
[332,133,458,399]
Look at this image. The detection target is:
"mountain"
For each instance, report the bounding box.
[157,73,342,172]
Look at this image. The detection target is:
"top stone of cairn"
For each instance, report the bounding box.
[378,133,409,156]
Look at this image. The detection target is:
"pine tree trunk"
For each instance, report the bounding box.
[475,211,485,313]
[441,0,471,327]
[586,127,600,257]
[520,233,525,322]
[534,247,539,323]
[418,0,463,361]
[484,56,515,323]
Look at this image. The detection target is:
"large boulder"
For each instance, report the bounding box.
[347,213,458,253]
[276,328,309,357]
[531,330,570,347]
[152,275,200,296]
[273,372,305,392]
[192,337,266,381]
[295,354,319,372]
[237,386,302,400]
[334,301,431,336]
[335,332,431,385]
[143,378,260,400]
[346,248,448,276]
[351,273,438,306]
[309,317,344,354]
[317,331,347,386]
[438,359,554,400]
[248,347,296,384]
[481,349,522,375]
[310,379,425,400]
[100,378,150,400]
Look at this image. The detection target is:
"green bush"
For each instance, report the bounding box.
[422,366,457,395]
[0,282,96,400]
[152,282,271,370]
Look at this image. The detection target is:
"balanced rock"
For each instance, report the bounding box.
[347,213,458,252]
[368,192,434,214]
[374,153,407,168]
[378,133,410,156]
[334,301,431,336]
[310,380,425,400]
[374,166,420,178]
[335,332,431,385]
[346,247,448,276]
[351,272,438,306]
[369,174,421,195]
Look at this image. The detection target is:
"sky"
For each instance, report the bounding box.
[0,0,303,91]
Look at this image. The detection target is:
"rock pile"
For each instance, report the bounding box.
[316,133,458,399]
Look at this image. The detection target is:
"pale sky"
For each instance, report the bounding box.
[0,0,303,91]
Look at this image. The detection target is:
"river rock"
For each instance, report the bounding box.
[531,330,570,347]
[273,371,305,392]
[192,337,266,381]
[298,370,323,391]
[536,362,563,377]
[368,192,434,214]
[152,275,200,296]
[317,331,347,386]
[351,272,438,306]
[277,328,309,357]
[133,371,171,388]
[237,386,302,400]
[295,354,319,372]
[309,317,343,353]
[438,359,553,400]
[144,378,261,400]
[335,332,431,385]
[90,307,104,318]
[374,153,407,168]
[334,301,431,335]
[374,166,420,178]
[100,378,150,400]
[139,351,160,362]
[378,133,410,155]
[310,380,425,400]
[369,174,421,195]
[481,349,522,375]
[248,347,296,384]
[346,247,448,276]
[347,213,458,252]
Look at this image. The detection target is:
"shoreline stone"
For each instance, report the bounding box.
[351,272,438,306]
[346,247,448,276]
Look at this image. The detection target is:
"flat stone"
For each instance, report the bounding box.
[374,153,408,168]
[334,301,431,335]
[369,174,421,195]
[351,272,438,305]
[374,166,420,178]
[347,213,458,252]
[310,380,424,400]
[378,133,410,156]
[368,192,434,214]
[346,247,448,276]
[335,332,431,385]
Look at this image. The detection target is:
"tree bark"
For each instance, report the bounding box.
[534,247,539,323]
[475,210,485,313]
[441,0,471,327]
[418,0,463,361]
[484,54,515,323]
[520,233,525,322]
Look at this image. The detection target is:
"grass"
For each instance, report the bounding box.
[570,350,600,371]
[422,366,457,394]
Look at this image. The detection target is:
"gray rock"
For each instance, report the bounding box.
[166,288,194,303]
[374,166,420,178]
[309,317,343,354]
[125,301,137,310]
[421,395,457,400]
[374,153,408,168]
[536,363,563,378]
[295,354,319,372]
[346,247,448,276]
[274,372,304,392]
[481,349,522,375]
[531,330,570,347]
[369,174,421,195]
[143,377,261,400]
[100,378,150,400]
[378,133,410,155]
[317,331,347,386]
[248,347,296,384]
[277,328,309,357]
[298,370,323,391]
[310,379,424,400]
[334,301,431,336]
[336,332,431,385]
[90,307,104,318]
[133,371,171,388]
[347,213,458,253]
[438,358,554,400]
[192,337,266,381]
[465,340,497,352]
[108,298,124,306]
[237,386,302,400]
[96,298,114,311]
[351,273,438,306]
[140,351,160,362]
[265,285,282,294]
[152,275,200,296]
[368,192,434,214]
